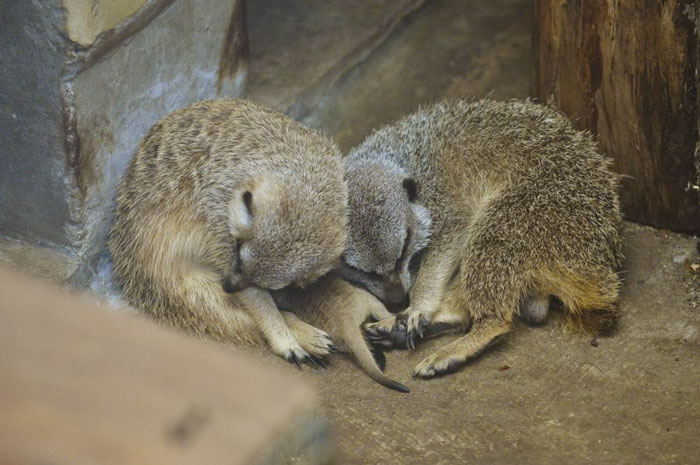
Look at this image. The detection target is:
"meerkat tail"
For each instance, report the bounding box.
[343,327,409,393]
[538,267,621,335]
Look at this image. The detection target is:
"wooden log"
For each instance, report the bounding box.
[533,0,700,233]
[0,267,330,465]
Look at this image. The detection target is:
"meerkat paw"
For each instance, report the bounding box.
[413,319,511,378]
[281,312,334,367]
[398,308,430,350]
[413,348,467,378]
[266,326,324,370]
[268,337,316,369]
[363,316,408,349]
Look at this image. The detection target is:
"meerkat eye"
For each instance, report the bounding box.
[242,190,253,216]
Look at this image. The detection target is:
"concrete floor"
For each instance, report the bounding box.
[258,223,700,465]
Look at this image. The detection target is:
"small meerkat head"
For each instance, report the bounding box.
[223,168,347,293]
[339,161,431,307]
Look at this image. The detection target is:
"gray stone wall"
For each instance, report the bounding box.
[0,0,247,284]
[0,1,75,249]
[69,0,246,282]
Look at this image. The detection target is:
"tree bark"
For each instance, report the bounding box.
[533,0,700,233]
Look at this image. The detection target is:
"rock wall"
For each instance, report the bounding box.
[0,0,247,284]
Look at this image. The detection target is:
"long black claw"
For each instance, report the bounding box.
[407,330,416,350]
[306,355,322,370]
[417,319,426,338]
[287,353,303,370]
[328,344,339,353]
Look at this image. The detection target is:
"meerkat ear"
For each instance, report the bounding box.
[403,178,418,202]
[228,189,253,235]
[242,190,253,216]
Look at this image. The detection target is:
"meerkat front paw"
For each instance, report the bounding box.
[268,337,316,369]
[281,312,334,368]
[398,309,430,350]
[363,316,408,349]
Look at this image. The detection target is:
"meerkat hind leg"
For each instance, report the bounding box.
[368,302,394,322]
[413,318,512,378]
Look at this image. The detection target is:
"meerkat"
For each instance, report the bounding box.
[109,99,347,366]
[272,276,410,392]
[341,99,623,378]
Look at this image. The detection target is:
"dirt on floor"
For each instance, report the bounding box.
[255,222,700,465]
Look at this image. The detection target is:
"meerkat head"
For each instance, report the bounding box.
[223,163,347,293]
[339,160,431,307]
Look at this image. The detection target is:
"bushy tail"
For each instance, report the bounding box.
[343,327,409,393]
[538,266,621,336]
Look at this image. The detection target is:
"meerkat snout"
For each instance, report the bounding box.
[383,272,408,304]
[339,163,431,305]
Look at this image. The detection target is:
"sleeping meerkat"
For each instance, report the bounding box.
[109,99,347,366]
[342,99,623,378]
[272,276,410,392]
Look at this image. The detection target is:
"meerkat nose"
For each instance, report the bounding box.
[384,283,408,304]
[222,274,250,293]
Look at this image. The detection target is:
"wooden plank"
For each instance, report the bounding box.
[532,0,700,233]
[0,267,328,465]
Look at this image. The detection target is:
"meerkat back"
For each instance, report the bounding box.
[109,100,347,350]
[345,99,623,378]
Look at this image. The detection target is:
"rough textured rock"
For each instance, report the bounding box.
[69,0,247,283]
[302,0,532,150]
[0,1,75,249]
[246,0,427,117]
[0,0,247,284]
[63,0,148,45]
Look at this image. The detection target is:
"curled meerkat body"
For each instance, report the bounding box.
[109,99,347,365]
[342,99,623,378]
[273,276,410,392]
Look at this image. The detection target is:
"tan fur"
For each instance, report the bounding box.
[273,277,410,392]
[344,99,623,377]
[109,99,347,363]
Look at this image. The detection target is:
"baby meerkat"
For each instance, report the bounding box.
[343,99,623,378]
[109,99,347,366]
[272,276,410,392]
